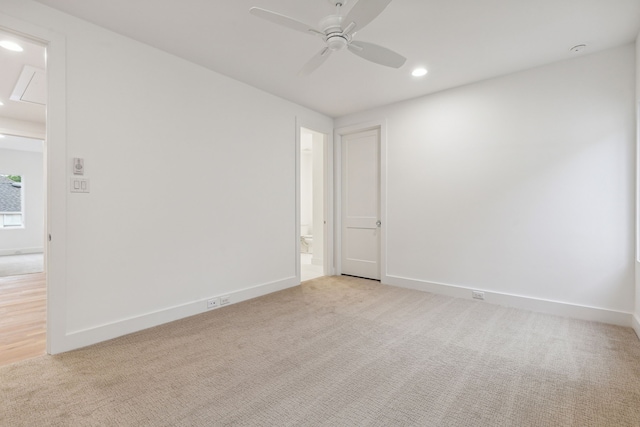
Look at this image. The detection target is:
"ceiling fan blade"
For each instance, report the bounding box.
[249,7,318,35]
[343,0,392,34]
[348,41,406,68]
[299,48,332,77]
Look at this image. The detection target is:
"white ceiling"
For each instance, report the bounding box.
[26,0,640,117]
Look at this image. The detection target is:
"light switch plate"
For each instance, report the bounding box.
[70,178,90,193]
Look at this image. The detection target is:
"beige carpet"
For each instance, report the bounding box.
[0,253,44,277]
[1,276,640,426]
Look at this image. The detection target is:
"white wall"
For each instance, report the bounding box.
[337,44,636,324]
[0,147,44,255]
[0,0,332,352]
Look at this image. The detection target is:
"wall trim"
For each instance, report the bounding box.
[384,274,633,327]
[59,276,299,353]
[0,247,43,256]
[632,314,640,340]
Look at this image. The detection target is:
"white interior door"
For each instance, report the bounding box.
[341,128,380,280]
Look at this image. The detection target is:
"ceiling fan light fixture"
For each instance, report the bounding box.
[412,67,428,77]
[0,41,24,52]
[327,35,348,51]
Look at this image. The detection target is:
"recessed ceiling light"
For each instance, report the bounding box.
[0,41,24,52]
[0,101,4,106]
[412,67,428,77]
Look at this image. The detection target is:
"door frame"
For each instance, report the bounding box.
[295,119,334,282]
[335,120,387,280]
[0,13,68,354]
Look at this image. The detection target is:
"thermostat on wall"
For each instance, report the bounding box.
[73,158,84,175]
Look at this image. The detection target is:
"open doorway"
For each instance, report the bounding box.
[0,30,47,366]
[0,136,44,275]
[299,127,327,282]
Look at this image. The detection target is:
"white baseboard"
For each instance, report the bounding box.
[384,275,633,327]
[60,276,300,353]
[632,314,640,340]
[0,247,43,256]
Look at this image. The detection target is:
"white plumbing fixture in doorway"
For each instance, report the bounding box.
[300,224,313,254]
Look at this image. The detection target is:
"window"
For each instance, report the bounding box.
[0,174,23,228]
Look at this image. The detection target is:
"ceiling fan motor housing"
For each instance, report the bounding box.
[320,15,349,51]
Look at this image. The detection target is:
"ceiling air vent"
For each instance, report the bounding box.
[10,65,46,105]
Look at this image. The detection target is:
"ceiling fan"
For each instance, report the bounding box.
[250,0,406,76]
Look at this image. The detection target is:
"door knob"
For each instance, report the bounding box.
[376,220,381,227]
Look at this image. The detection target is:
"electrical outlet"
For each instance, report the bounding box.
[472,291,485,300]
[220,296,231,306]
[207,298,219,309]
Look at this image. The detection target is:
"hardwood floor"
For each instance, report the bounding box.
[0,273,46,367]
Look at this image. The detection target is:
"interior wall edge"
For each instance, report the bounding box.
[385,275,634,328]
[634,33,640,333]
[56,276,299,354]
[632,314,640,340]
